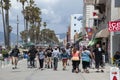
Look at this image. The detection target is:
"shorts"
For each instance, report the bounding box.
[62,59,68,63]
[82,61,90,69]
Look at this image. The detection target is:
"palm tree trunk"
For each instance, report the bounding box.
[26,20,28,43]
[1,0,7,48]
[5,0,10,49]
[22,4,26,30]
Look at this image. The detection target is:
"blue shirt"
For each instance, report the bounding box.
[38,51,45,59]
[61,53,69,59]
[81,50,91,62]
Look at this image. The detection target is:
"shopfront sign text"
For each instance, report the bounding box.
[108,21,120,32]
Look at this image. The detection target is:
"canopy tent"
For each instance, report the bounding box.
[22,42,35,48]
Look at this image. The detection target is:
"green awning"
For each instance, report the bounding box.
[88,40,93,46]
[88,38,101,46]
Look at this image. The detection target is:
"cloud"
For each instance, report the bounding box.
[0,0,83,34]
[41,9,49,15]
[36,0,60,5]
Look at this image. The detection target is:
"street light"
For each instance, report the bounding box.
[16,15,19,46]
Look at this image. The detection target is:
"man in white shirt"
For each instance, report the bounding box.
[52,47,60,70]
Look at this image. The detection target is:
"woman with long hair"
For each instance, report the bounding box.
[61,48,69,70]
[71,47,81,73]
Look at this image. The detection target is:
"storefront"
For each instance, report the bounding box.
[94,28,110,62]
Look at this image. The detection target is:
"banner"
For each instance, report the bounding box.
[85,27,93,35]
[108,21,120,32]
[85,27,93,40]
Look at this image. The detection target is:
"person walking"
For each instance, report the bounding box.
[81,46,92,73]
[38,47,45,70]
[61,48,69,70]
[10,45,20,69]
[2,48,9,65]
[65,46,71,66]
[93,43,104,72]
[52,47,60,71]
[46,46,53,69]
[71,47,81,73]
[28,45,38,68]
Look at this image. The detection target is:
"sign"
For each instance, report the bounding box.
[85,27,93,35]
[115,0,120,7]
[110,67,120,80]
[108,21,120,32]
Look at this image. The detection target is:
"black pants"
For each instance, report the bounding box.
[39,59,44,68]
[30,57,35,67]
[72,60,80,70]
[95,58,103,69]
[82,61,90,69]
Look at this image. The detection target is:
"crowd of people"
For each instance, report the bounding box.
[19,43,106,73]
[1,43,117,73]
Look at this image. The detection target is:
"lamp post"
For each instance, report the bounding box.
[17,15,19,46]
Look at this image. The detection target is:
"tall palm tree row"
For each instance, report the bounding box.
[20,0,42,44]
[0,0,11,49]
[17,0,27,30]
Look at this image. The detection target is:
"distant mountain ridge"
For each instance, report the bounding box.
[0,32,21,43]
[56,33,66,39]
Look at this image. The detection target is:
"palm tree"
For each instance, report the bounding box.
[1,0,7,47]
[20,0,42,44]
[17,0,27,30]
[43,22,47,29]
[1,0,11,49]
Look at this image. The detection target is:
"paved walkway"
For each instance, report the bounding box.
[0,59,112,80]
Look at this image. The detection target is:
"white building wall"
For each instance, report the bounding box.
[111,0,120,21]
[110,0,120,59]
[70,14,82,43]
[85,5,94,28]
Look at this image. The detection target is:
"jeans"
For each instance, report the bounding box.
[39,59,44,68]
[53,57,58,69]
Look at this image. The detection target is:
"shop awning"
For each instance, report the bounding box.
[95,28,110,38]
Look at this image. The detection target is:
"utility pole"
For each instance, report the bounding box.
[17,15,19,46]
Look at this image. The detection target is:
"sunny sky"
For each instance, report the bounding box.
[0,0,83,34]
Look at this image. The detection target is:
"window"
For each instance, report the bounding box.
[74,16,76,19]
[74,30,76,32]
[74,24,76,26]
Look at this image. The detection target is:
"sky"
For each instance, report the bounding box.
[0,0,83,34]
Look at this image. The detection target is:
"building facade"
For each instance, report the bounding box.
[70,14,83,43]
[83,0,120,63]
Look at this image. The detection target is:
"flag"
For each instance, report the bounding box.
[85,27,93,35]
[93,12,97,16]
[93,11,98,18]
[77,16,83,21]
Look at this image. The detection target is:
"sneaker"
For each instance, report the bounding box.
[41,68,44,71]
[15,67,17,69]
[96,70,100,72]
[12,67,15,69]
[63,68,65,70]
[86,70,89,73]
[101,70,104,72]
